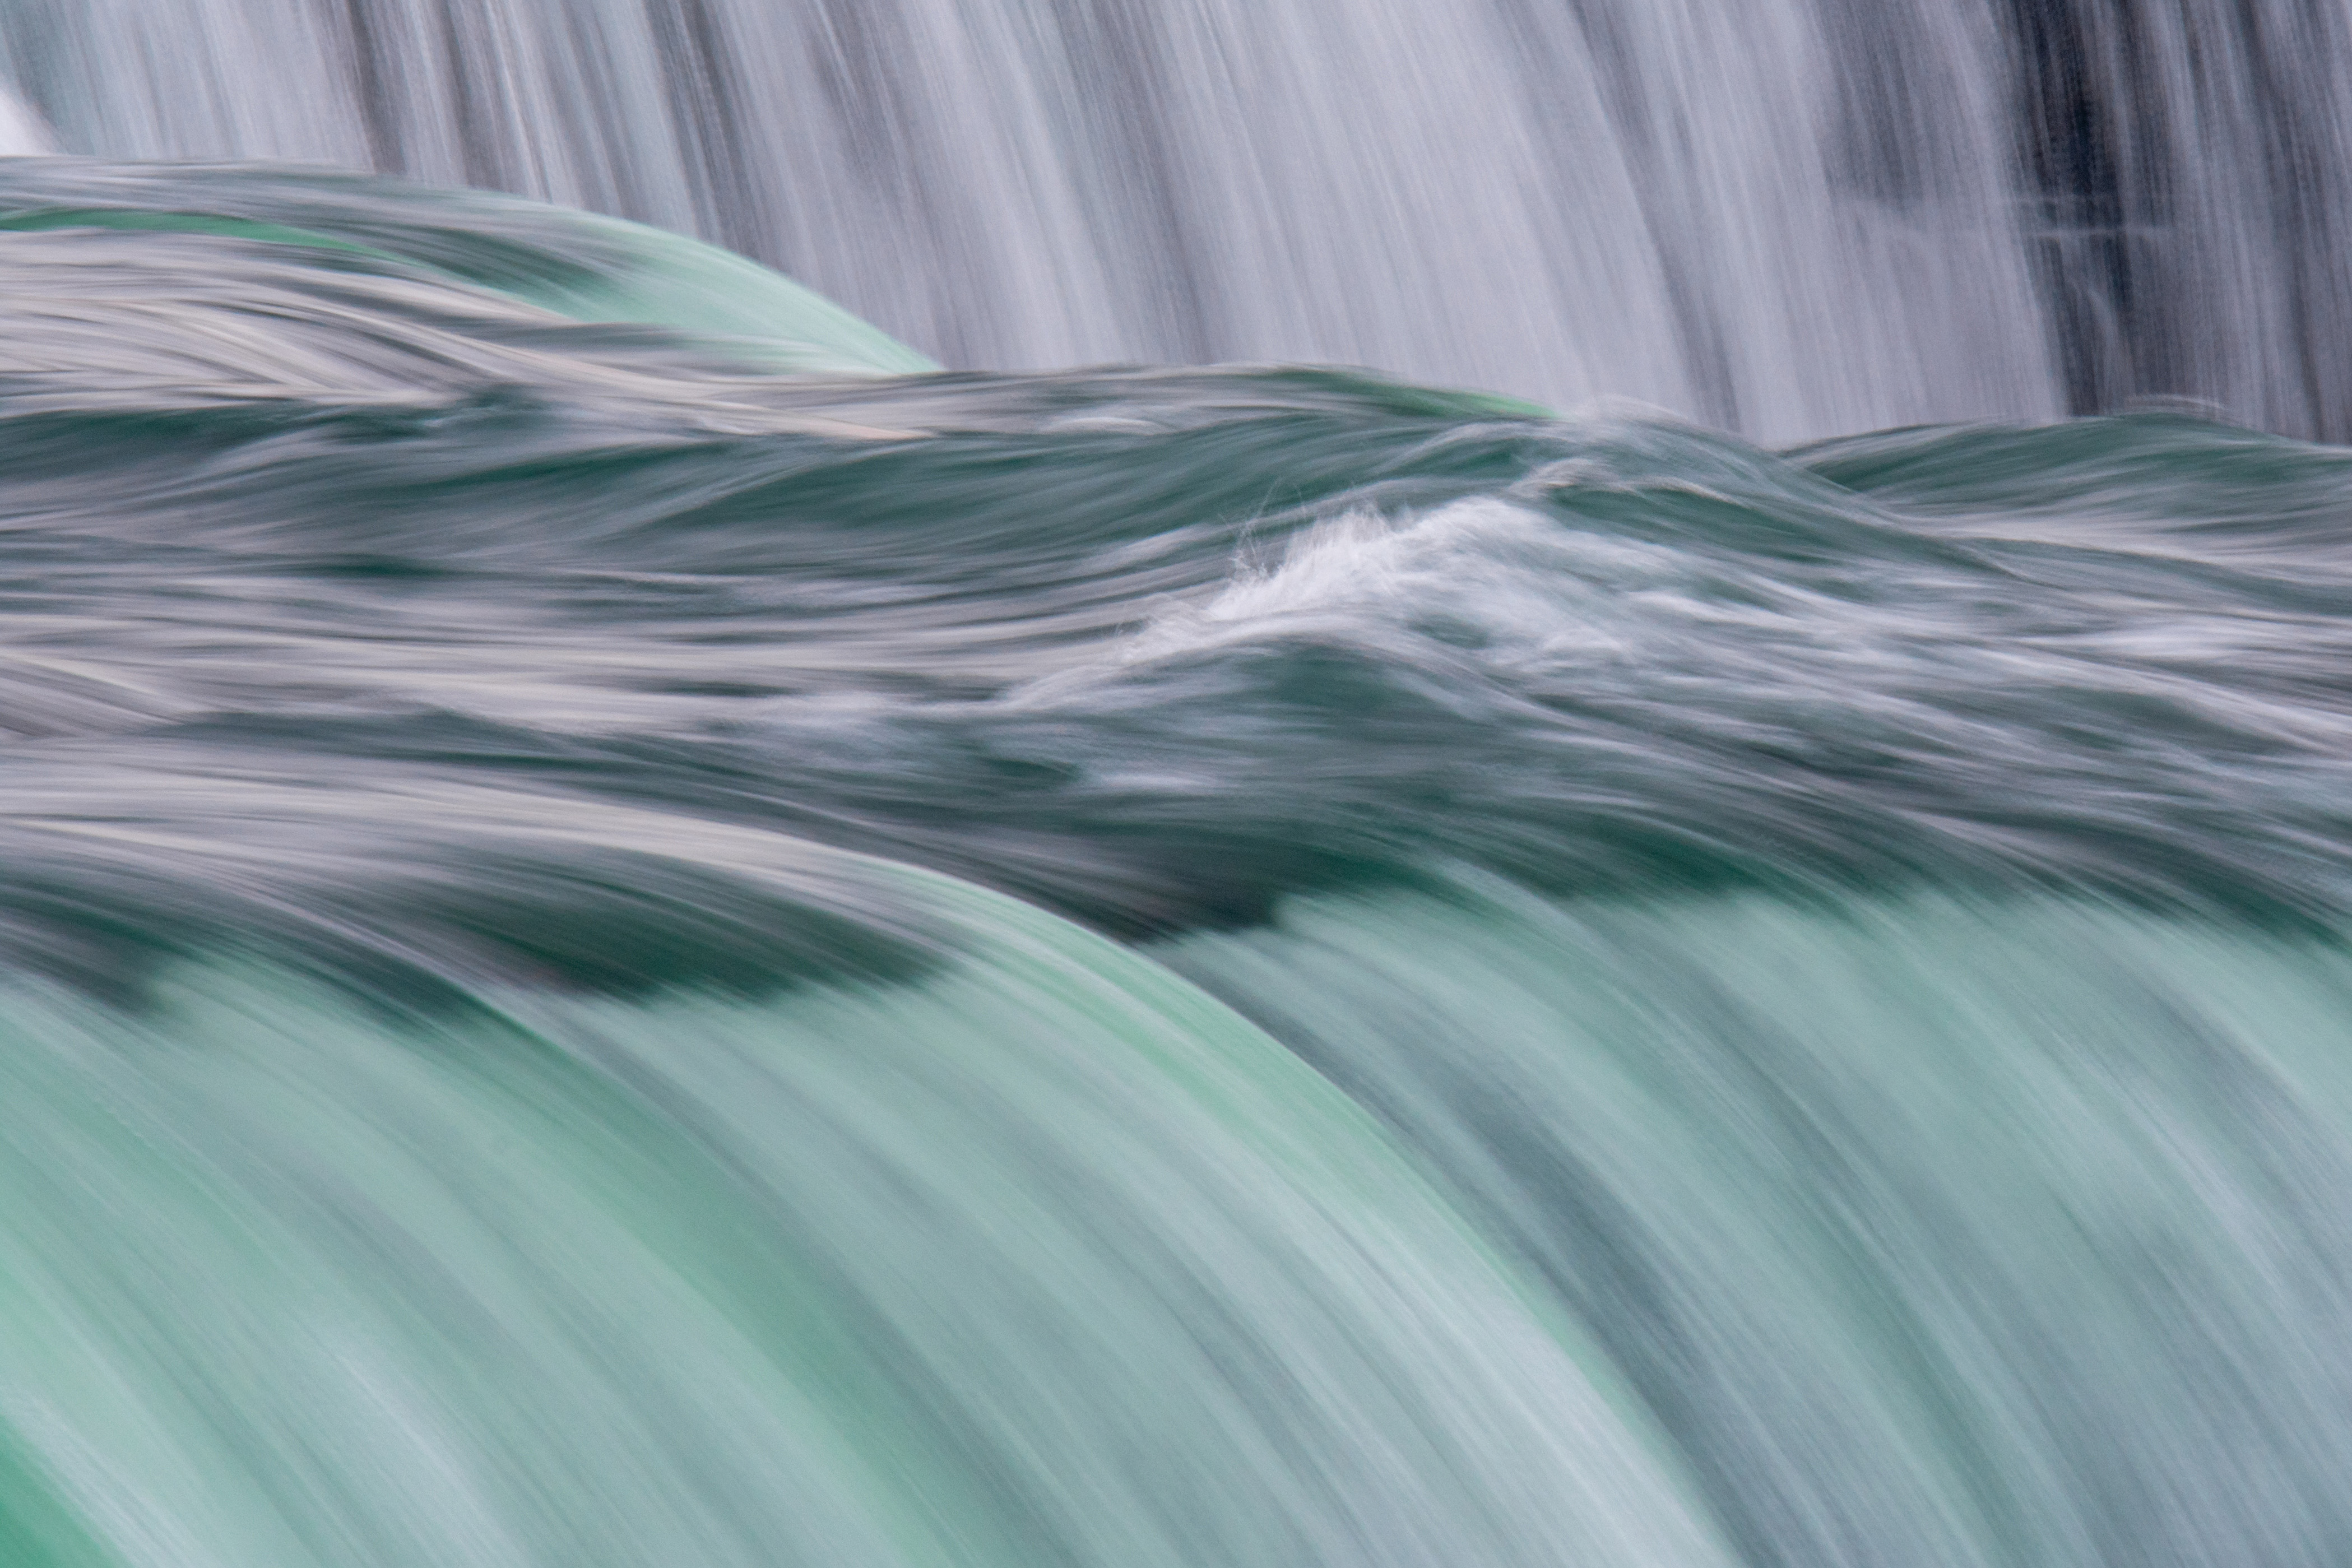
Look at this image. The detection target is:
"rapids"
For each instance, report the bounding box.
[0,10,2346,1568]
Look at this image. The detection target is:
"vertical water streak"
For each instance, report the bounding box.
[0,79,52,153]
[0,0,2080,437]
[2006,0,2352,438]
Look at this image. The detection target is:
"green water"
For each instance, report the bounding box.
[0,160,2345,1567]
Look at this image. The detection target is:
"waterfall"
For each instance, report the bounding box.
[7,1,2345,438]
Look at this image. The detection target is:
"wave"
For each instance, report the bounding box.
[0,164,2349,1567]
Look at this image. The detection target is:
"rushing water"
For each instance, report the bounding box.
[1,9,2351,1568]
[4,0,2351,439]
[11,0,2352,438]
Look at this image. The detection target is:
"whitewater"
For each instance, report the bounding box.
[2,6,2352,1568]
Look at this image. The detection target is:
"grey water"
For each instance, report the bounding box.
[7,0,2351,440]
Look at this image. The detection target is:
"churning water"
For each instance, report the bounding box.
[0,8,2349,1568]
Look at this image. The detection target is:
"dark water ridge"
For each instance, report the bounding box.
[1,165,2351,1568]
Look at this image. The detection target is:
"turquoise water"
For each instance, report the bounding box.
[0,164,2350,1567]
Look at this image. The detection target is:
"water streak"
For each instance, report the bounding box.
[0,16,2348,1568]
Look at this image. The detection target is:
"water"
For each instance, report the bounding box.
[11,1,2352,438]
[0,10,2350,1568]
[0,0,2067,437]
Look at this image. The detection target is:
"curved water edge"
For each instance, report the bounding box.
[0,875,1733,1568]
[0,165,2346,1567]
[0,158,934,377]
